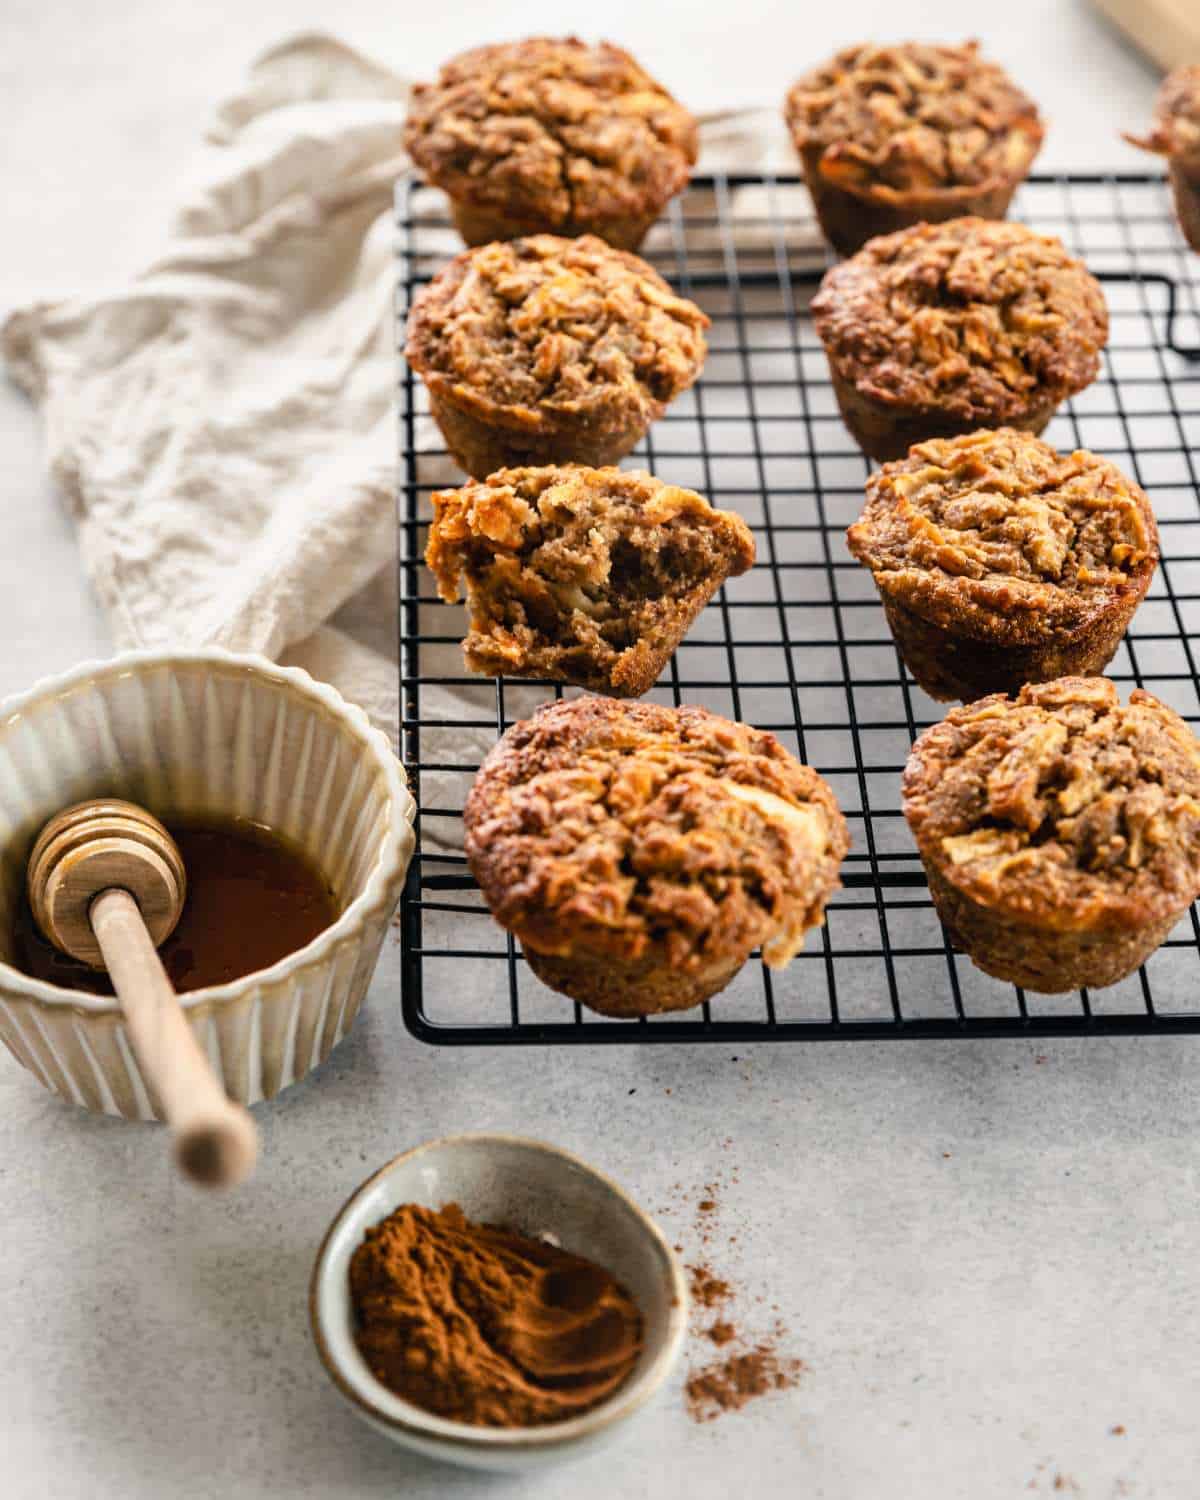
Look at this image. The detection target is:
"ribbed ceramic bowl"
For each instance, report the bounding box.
[0,648,414,1118]
[310,1135,689,1472]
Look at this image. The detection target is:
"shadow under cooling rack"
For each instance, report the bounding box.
[396,170,1200,1044]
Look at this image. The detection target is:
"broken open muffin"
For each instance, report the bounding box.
[465,696,850,1016]
[426,465,755,695]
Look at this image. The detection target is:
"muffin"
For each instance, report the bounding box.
[903,677,1200,993]
[464,697,849,1016]
[406,235,709,478]
[1125,65,1200,253]
[404,37,698,250]
[847,429,1159,702]
[810,218,1109,462]
[785,41,1043,256]
[426,465,755,696]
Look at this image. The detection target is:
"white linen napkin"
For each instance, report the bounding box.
[4,35,413,739]
[2,33,801,835]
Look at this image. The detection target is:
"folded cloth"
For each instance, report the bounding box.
[4,34,412,739]
[2,32,808,845]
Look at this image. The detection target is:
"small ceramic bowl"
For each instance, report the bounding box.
[310,1134,688,1472]
[0,648,414,1117]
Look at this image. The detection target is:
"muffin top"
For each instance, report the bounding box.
[903,678,1200,930]
[847,429,1158,643]
[1127,64,1200,163]
[404,38,698,229]
[465,697,849,972]
[785,40,1042,200]
[810,218,1108,422]
[406,235,709,429]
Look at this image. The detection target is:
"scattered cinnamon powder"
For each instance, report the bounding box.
[685,1346,805,1422]
[348,1202,643,1427]
[665,1173,806,1423]
[688,1264,732,1307]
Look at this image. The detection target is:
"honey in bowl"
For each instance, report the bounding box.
[13,817,338,995]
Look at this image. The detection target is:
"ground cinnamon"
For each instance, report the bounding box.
[668,1175,805,1423]
[688,1264,732,1308]
[348,1202,644,1427]
[685,1346,805,1423]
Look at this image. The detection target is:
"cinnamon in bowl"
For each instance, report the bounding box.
[310,1135,688,1472]
[349,1202,644,1428]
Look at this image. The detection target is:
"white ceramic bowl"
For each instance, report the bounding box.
[0,648,414,1117]
[310,1134,688,1472]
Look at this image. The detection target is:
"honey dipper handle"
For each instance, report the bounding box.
[90,889,258,1188]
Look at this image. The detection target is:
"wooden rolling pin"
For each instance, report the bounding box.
[27,799,258,1188]
[1090,0,1200,71]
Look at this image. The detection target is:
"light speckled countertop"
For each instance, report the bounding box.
[2,4,1193,1497]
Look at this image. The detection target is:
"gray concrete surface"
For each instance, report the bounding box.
[1,3,1190,1497]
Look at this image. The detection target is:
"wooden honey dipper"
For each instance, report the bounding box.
[27,799,258,1188]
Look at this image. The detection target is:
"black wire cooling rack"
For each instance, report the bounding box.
[397,170,1200,1044]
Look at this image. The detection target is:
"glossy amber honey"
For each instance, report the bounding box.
[13,818,337,995]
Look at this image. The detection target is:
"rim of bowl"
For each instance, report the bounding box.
[309,1133,690,1455]
[0,646,414,1013]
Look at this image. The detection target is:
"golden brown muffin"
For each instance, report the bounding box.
[1125,65,1200,253]
[847,429,1159,702]
[810,218,1108,462]
[785,41,1043,255]
[427,465,755,696]
[406,235,709,478]
[404,37,698,250]
[903,677,1200,992]
[464,697,850,1016]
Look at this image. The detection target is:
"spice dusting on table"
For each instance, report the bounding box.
[689,1264,733,1308]
[686,1345,806,1423]
[349,1202,644,1427]
[663,1170,805,1423]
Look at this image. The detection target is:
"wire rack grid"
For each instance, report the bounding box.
[397,170,1200,1044]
